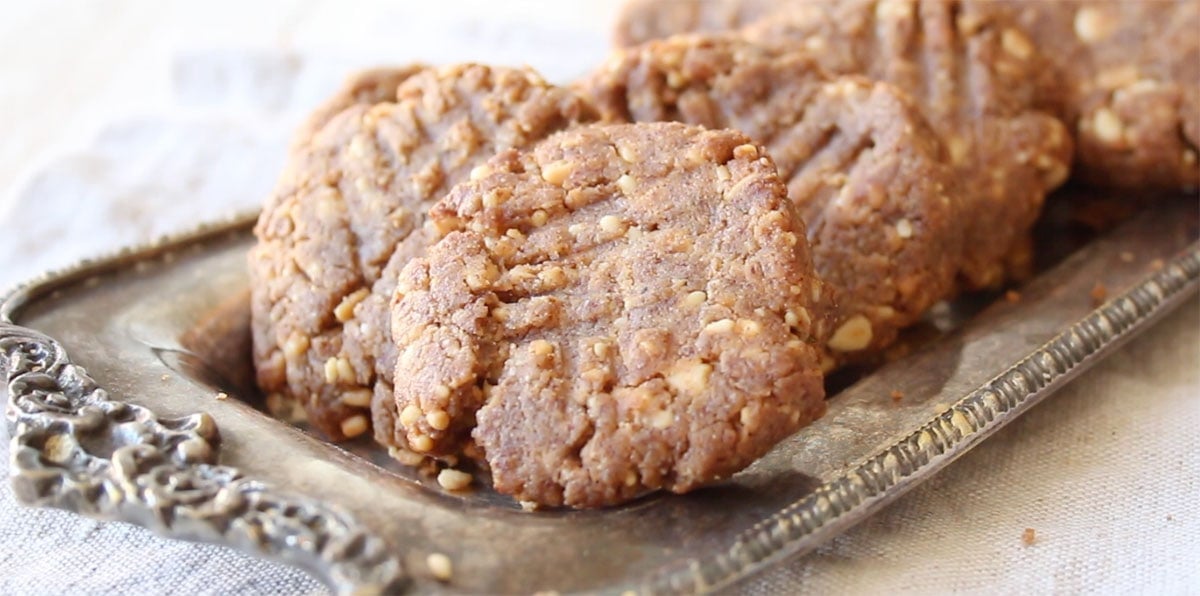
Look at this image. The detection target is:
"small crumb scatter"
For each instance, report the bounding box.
[1005,290,1022,304]
[1022,527,1036,546]
[426,553,453,581]
[215,392,229,401]
[437,468,473,491]
[1090,282,1108,306]
[890,389,905,403]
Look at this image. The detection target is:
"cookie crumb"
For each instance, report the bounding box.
[437,468,473,491]
[519,500,540,512]
[1090,282,1108,306]
[426,553,453,581]
[1022,527,1036,546]
[215,392,229,401]
[890,389,905,403]
[1005,290,1022,304]
[1119,251,1135,263]
[161,374,171,381]
[1150,258,1165,271]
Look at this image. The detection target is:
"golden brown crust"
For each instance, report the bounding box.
[249,64,598,440]
[579,35,964,358]
[388,122,827,508]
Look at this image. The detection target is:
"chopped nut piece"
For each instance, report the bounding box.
[469,164,492,181]
[682,290,707,308]
[736,319,762,337]
[599,214,626,235]
[650,410,674,429]
[591,341,611,358]
[1000,28,1034,59]
[1090,108,1124,145]
[732,144,758,159]
[333,289,370,322]
[530,339,555,358]
[283,333,310,358]
[399,404,423,428]
[538,266,568,287]
[827,315,874,352]
[703,318,736,334]
[540,160,573,185]
[437,468,473,491]
[427,553,454,581]
[616,174,636,195]
[1073,7,1112,42]
[895,218,914,239]
[340,414,369,438]
[410,435,434,453]
[342,389,373,408]
[388,446,427,467]
[323,357,340,383]
[665,360,712,395]
[427,410,451,430]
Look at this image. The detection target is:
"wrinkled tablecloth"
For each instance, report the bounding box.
[2,2,1197,594]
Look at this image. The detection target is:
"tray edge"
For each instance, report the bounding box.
[646,244,1200,594]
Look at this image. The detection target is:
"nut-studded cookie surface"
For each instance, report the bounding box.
[976,0,1198,190]
[580,35,963,359]
[613,0,781,48]
[387,122,828,508]
[289,65,428,152]
[249,64,597,441]
[743,0,1073,289]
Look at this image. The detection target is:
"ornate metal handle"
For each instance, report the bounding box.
[2,322,407,595]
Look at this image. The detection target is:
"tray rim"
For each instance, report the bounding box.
[2,210,1199,595]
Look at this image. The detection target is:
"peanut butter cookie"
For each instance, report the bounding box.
[977,0,1199,190]
[250,64,597,441]
[743,0,1073,288]
[387,122,828,508]
[580,35,963,359]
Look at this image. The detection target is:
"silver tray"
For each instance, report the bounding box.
[3,196,1198,594]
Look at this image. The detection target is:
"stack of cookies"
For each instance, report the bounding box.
[249,0,1199,509]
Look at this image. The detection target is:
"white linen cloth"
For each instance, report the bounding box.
[1,2,1197,593]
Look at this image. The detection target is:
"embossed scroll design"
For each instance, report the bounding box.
[1,323,406,594]
[651,248,1200,594]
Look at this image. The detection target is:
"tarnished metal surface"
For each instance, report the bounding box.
[3,199,1197,594]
